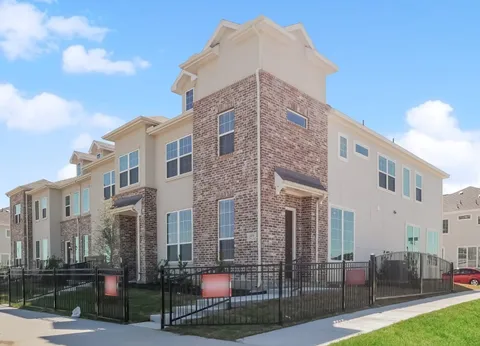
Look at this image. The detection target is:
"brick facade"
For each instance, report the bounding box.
[9,191,33,267]
[118,215,136,280]
[60,215,91,263]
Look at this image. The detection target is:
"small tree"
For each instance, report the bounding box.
[93,202,120,267]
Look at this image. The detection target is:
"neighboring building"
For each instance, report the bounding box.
[5,16,449,282]
[442,186,480,268]
[0,208,10,267]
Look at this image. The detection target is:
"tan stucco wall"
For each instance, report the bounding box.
[328,115,444,261]
[0,223,10,263]
[60,179,91,223]
[153,118,193,262]
[31,189,51,259]
[49,189,62,258]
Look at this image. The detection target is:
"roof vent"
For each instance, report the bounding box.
[459,191,464,195]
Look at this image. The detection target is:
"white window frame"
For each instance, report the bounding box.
[405,223,421,252]
[103,170,115,200]
[328,204,356,262]
[165,134,193,180]
[65,194,71,218]
[166,208,193,262]
[378,153,396,194]
[14,204,21,224]
[5,229,10,238]
[218,109,235,156]
[34,200,40,221]
[442,219,449,235]
[402,165,411,199]
[41,196,48,219]
[185,88,194,112]
[353,140,369,159]
[218,198,235,261]
[457,246,479,268]
[286,109,308,129]
[415,171,423,203]
[72,191,80,216]
[82,187,90,214]
[338,133,348,162]
[119,150,140,189]
[458,214,472,221]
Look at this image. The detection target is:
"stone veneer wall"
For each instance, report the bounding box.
[118,215,136,281]
[60,215,91,263]
[10,191,26,266]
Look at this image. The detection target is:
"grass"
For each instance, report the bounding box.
[332,298,480,346]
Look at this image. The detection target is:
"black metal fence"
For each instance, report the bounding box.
[0,267,129,323]
[160,253,453,328]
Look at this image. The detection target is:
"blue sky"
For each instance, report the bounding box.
[1,0,479,206]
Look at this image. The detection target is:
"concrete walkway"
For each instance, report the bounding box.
[240,291,480,346]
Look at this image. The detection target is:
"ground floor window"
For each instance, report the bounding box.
[167,209,193,262]
[330,207,355,261]
[406,224,420,252]
[457,246,479,268]
[0,253,9,266]
[219,199,235,261]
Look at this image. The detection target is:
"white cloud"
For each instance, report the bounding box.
[57,163,76,180]
[33,0,56,4]
[91,112,124,130]
[0,0,108,60]
[72,133,93,150]
[394,100,480,193]
[62,45,150,75]
[0,83,83,132]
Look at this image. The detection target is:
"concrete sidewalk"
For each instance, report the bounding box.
[240,291,480,346]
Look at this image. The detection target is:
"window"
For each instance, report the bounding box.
[14,204,21,224]
[83,188,90,213]
[406,225,420,252]
[458,246,479,268]
[286,110,307,128]
[426,230,439,256]
[443,219,449,234]
[65,195,71,217]
[330,207,355,261]
[5,229,10,238]
[16,241,22,260]
[166,209,193,262]
[41,196,47,219]
[0,254,9,267]
[378,155,395,192]
[185,88,194,111]
[103,171,115,200]
[477,216,480,225]
[403,167,411,198]
[166,135,193,178]
[75,236,79,263]
[76,163,82,177]
[41,239,48,260]
[218,110,235,156]
[219,199,235,260]
[119,150,139,188]
[35,241,40,260]
[84,235,89,258]
[354,142,369,158]
[458,214,471,221]
[415,173,423,202]
[72,192,80,216]
[96,153,101,159]
[458,247,467,267]
[468,247,477,267]
[339,135,348,160]
[34,200,40,221]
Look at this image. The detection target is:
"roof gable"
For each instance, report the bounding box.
[203,20,240,50]
[444,186,480,212]
[285,23,315,49]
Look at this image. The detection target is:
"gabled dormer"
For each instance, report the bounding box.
[70,151,96,177]
[89,140,115,160]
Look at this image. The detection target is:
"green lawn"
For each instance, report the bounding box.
[333,298,480,346]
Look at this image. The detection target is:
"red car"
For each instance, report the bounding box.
[443,268,480,286]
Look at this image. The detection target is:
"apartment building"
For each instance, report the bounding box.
[0,208,10,267]
[5,16,448,282]
[442,186,480,268]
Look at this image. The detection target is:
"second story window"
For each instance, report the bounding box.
[76,163,82,177]
[96,153,102,159]
[286,109,307,128]
[378,155,395,192]
[339,135,348,161]
[185,89,194,111]
[119,150,139,188]
[14,204,21,224]
[403,167,411,198]
[65,195,71,217]
[219,110,235,156]
[415,173,423,202]
[443,219,449,234]
[103,171,115,200]
[83,188,90,213]
[72,191,80,216]
[166,135,192,179]
[41,197,47,219]
[34,200,40,221]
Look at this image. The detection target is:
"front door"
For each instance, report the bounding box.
[285,209,294,279]
[66,241,71,265]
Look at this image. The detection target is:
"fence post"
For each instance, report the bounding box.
[7,268,11,307]
[278,261,283,325]
[369,254,375,306]
[450,262,454,292]
[21,267,25,307]
[341,260,346,312]
[53,268,57,311]
[123,266,129,323]
[160,266,165,329]
[419,253,424,295]
[169,270,173,326]
[94,267,99,318]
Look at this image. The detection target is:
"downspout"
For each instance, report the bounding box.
[25,192,29,269]
[315,199,319,264]
[253,25,262,287]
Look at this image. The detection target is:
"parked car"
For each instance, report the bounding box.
[442,268,480,285]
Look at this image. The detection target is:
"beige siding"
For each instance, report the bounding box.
[61,179,91,222]
[153,118,193,262]
[49,189,62,258]
[31,189,51,260]
[443,211,480,267]
[328,115,444,261]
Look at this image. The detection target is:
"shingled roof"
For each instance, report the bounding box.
[443,186,480,212]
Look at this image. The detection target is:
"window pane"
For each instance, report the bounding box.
[219,110,235,135]
[130,167,139,185]
[36,241,40,259]
[119,155,128,172]
[458,247,467,268]
[35,201,39,220]
[103,172,111,186]
[355,144,368,157]
[83,188,90,212]
[179,136,192,156]
[403,168,410,197]
[388,176,396,192]
[442,220,448,234]
[416,188,422,202]
[378,156,387,173]
[167,245,178,262]
[179,210,192,243]
[41,197,47,209]
[343,211,354,261]
[104,187,111,200]
[73,192,80,215]
[179,154,192,174]
[111,171,115,184]
[340,136,347,159]
[129,151,139,168]
[180,244,192,261]
[286,111,307,128]
[167,160,178,178]
[219,200,234,239]
[219,239,234,260]
[330,208,342,261]
[468,247,477,267]
[76,163,81,177]
[166,141,178,161]
[416,174,422,188]
[167,212,178,245]
[379,172,387,189]
[388,160,395,176]
[185,89,194,111]
[120,171,128,188]
[219,132,234,155]
[111,185,116,197]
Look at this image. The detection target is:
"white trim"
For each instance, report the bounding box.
[458,214,472,221]
[218,198,235,261]
[402,165,412,200]
[415,171,423,203]
[444,208,480,215]
[185,88,194,112]
[353,140,369,159]
[285,207,297,261]
[119,149,140,190]
[286,109,308,129]
[166,208,193,263]
[165,134,193,180]
[218,109,235,156]
[338,133,348,162]
[377,153,396,194]
[328,203,356,262]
